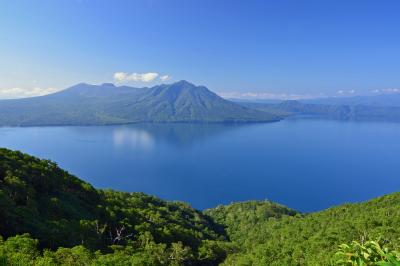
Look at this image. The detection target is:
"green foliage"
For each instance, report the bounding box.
[204,200,299,242]
[0,234,230,266]
[0,234,40,265]
[2,147,400,265]
[334,240,400,266]
[207,194,400,265]
[0,148,227,265]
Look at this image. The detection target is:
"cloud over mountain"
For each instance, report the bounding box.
[113,72,171,83]
[0,80,279,126]
[0,87,59,99]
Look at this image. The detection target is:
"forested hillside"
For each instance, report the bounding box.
[1,148,400,265]
[205,196,400,265]
[0,148,229,265]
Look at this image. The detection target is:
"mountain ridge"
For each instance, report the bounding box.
[240,99,400,122]
[302,93,400,107]
[0,81,279,126]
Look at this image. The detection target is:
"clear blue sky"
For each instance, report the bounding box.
[1,0,400,98]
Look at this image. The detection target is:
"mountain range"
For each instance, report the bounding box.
[230,92,400,107]
[240,98,400,122]
[0,81,279,126]
[302,93,400,107]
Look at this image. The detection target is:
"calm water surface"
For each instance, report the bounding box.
[0,118,399,212]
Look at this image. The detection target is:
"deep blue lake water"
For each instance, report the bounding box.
[0,118,399,212]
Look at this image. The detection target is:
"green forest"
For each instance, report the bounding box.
[1,148,399,265]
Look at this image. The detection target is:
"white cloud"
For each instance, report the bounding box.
[371,88,400,94]
[128,72,159,82]
[113,72,128,82]
[113,72,172,83]
[0,87,59,99]
[160,75,171,81]
[113,72,161,83]
[385,88,399,93]
[336,89,356,96]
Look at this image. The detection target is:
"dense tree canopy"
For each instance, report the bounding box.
[0,148,228,265]
[205,193,400,265]
[1,148,399,265]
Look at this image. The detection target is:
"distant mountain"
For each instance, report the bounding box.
[302,93,400,107]
[241,100,400,122]
[0,81,279,126]
[229,98,284,104]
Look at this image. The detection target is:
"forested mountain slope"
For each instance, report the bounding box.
[0,148,229,265]
[1,148,400,265]
[206,194,400,265]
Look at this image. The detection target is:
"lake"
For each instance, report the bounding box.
[0,118,399,212]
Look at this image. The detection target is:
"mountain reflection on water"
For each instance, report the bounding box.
[0,119,399,212]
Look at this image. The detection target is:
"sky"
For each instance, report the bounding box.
[1,0,400,99]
